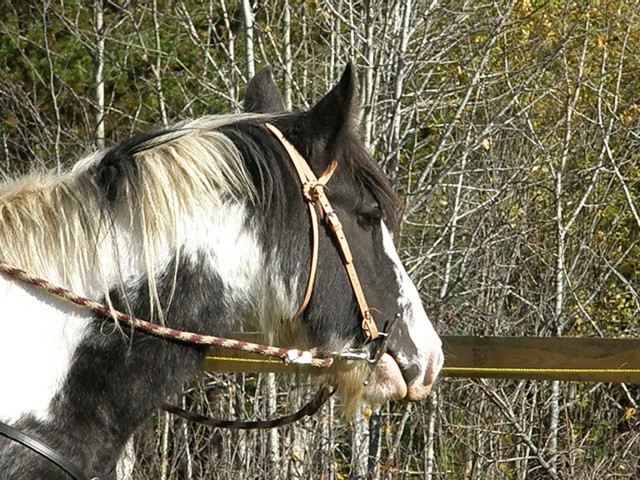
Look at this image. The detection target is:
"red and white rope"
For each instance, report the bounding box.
[0,259,334,369]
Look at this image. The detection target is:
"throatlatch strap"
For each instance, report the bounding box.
[265,123,379,340]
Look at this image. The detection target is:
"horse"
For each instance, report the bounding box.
[0,63,443,479]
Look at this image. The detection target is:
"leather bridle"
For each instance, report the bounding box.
[265,123,380,340]
[0,123,393,478]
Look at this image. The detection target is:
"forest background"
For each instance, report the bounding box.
[1,1,639,479]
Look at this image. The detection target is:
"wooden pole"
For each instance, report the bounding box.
[440,336,640,383]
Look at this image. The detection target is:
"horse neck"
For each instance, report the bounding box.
[0,129,317,474]
[0,313,205,478]
[0,192,308,477]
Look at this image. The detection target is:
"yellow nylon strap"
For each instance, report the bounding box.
[265,123,379,340]
[442,367,640,375]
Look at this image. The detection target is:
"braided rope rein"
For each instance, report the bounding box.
[0,259,334,369]
[0,261,339,431]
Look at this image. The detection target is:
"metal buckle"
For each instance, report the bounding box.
[334,313,400,365]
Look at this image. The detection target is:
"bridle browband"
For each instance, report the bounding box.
[0,123,394,478]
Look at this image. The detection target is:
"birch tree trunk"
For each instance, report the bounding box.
[241,0,255,80]
[548,15,590,474]
[282,0,292,110]
[93,0,105,149]
[352,409,369,479]
[151,0,168,126]
[266,373,280,480]
[368,406,382,480]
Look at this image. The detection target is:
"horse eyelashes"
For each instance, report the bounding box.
[359,205,383,228]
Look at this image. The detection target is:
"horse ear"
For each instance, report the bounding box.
[306,62,357,140]
[244,67,285,113]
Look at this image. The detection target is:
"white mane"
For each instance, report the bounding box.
[0,114,263,315]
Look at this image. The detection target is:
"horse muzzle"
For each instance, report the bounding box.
[359,314,444,404]
[403,345,445,401]
[362,347,443,404]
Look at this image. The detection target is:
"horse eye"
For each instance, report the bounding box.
[359,205,383,227]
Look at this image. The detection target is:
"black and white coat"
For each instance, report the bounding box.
[0,65,443,479]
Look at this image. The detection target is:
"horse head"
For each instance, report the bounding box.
[243,64,443,412]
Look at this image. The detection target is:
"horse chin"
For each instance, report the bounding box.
[330,353,435,417]
[405,383,433,401]
[362,353,408,404]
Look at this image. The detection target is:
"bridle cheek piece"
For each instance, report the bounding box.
[265,123,381,341]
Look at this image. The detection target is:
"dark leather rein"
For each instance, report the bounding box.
[0,124,396,479]
[0,422,108,480]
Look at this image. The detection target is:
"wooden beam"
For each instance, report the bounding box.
[200,336,640,383]
[440,336,640,383]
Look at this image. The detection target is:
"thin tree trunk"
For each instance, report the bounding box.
[368,405,382,480]
[241,0,255,79]
[41,4,62,168]
[361,0,375,148]
[220,0,236,67]
[423,395,437,479]
[93,0,105,149]
[352,409,369,479]
[180,394,193,479]
[116,438,135,480]
[266,373,280,480]
[160,410,171,480]
[288,380,310,480]
[282,0,292,110]
[151,0,168,126]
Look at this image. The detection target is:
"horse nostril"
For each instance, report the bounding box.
[395,348,443,390]
[399,360,422,385]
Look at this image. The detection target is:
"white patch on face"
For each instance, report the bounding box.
[380,222,443,398]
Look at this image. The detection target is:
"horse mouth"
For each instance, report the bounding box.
[363,352,440,404]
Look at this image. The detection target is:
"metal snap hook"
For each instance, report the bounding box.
[362,313,401,385]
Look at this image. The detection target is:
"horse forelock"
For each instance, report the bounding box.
[339,131,399,231]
